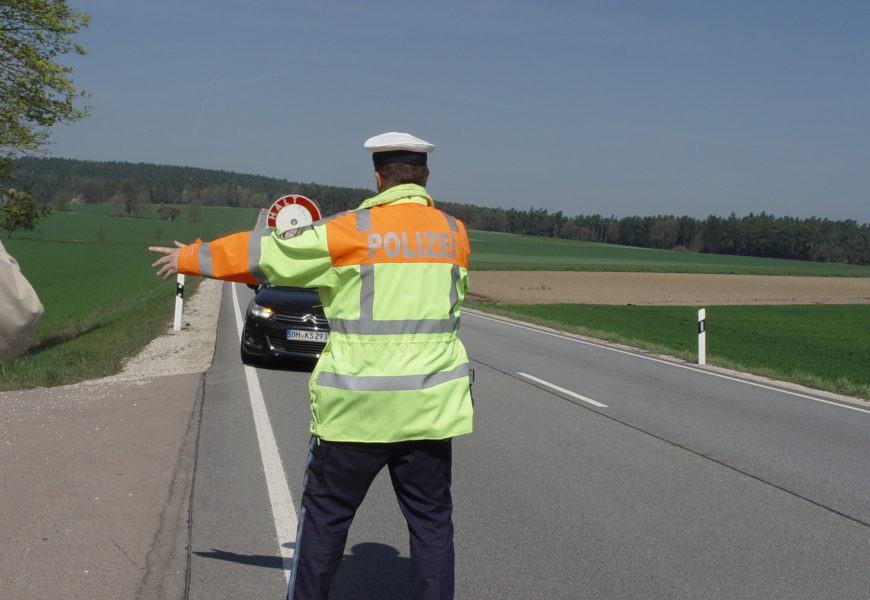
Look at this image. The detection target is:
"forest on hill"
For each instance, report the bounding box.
[11,157,869,265]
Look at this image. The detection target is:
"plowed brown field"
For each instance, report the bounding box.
[468,272,870,306]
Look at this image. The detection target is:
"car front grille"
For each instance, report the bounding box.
[267,336,326,354]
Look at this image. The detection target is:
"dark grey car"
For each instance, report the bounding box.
[240,285,329,364]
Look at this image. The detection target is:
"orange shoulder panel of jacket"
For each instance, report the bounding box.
[326,204,469,269]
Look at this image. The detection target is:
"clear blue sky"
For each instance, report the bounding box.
[49,0,870,223]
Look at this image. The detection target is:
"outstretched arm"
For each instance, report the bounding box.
[148,232,261,285]
[148,228,333,287]
[149,240,187,280]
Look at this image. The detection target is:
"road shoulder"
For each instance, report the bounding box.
[0,373,203,600]
[0,278,222,600]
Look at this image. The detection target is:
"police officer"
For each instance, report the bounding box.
[150,132,474,599]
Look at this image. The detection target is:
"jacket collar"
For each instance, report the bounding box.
[357,183,433,210]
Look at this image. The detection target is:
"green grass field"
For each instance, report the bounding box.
[3,207,868,399]
[466,302,870,400]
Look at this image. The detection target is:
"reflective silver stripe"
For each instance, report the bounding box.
[356,210,371,232]
[248,228,272,283]
[317,363,469,391]
[449,264,460,317]
[359,263,375,320]
[329,317,458,335]
[197,243,212,277]
[442,211,459,232]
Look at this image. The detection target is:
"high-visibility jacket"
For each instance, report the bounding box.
[177,184,474,443]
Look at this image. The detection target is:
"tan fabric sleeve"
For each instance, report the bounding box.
[0,241,44,359]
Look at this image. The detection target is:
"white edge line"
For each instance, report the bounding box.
[517,372,608,408]
[232,283,298,584]
[467,311,870,415]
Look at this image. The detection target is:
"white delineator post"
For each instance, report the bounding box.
[697,308,706,365]
[173,274,185,331]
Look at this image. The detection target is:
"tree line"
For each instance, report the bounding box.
[441,203,869,265]
[12,157,371,218]
[11,157,870,265]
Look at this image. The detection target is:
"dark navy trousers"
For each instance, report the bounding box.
[287,437,454,600]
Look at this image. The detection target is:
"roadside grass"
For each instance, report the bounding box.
[468,230,870,277]
[0,239,203,389]
[0,278,198,389]
[1,203,255,389]
[465,301,870,400]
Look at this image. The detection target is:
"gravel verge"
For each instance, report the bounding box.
[101,277,224,384]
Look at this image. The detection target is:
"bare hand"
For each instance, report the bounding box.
[149,240,187,280]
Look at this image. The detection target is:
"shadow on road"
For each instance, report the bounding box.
[331,542,409,599]
[193,548,284,569]
[195,542,409,599]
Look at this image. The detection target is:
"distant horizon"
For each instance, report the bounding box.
[19,154,869,225]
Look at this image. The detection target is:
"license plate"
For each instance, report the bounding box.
[286,329,328,343]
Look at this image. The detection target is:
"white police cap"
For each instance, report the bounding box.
[364,132,434,164]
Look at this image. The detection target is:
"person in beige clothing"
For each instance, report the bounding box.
[0,240,43,359]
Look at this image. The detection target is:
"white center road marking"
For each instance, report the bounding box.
[232,283,298,584]
[518,372,608,408]
[470,311,870,415]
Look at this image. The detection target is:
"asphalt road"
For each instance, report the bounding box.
[187,282,870,599]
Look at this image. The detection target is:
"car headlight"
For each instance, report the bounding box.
[249,302,274,319]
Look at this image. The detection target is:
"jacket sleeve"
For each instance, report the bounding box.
[0,242,44,359]
[176,226,335,289]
